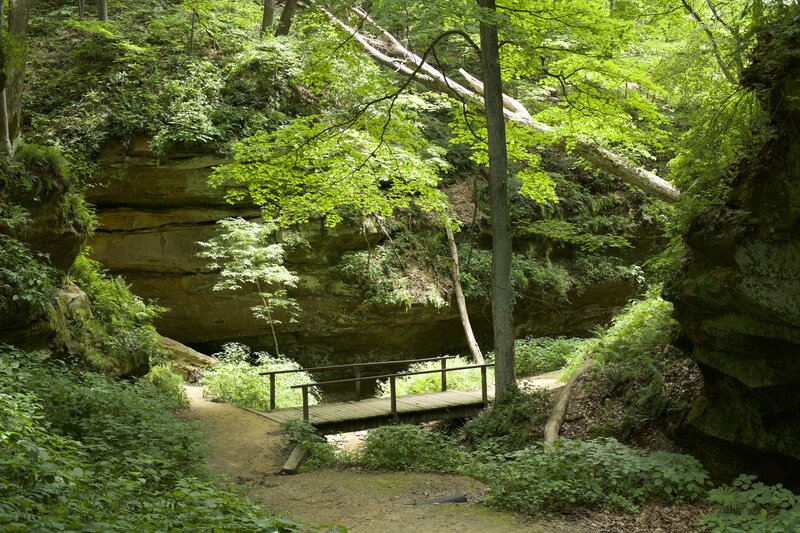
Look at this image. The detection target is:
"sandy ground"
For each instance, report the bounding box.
[183,385,583,533]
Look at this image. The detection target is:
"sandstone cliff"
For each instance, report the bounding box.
[87,137,642,367]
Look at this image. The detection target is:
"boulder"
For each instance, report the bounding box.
[160,334,216,382]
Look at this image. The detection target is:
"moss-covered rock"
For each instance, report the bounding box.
[665,16,800,478]
[0,146,91,348]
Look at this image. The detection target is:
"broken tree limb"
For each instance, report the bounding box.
[317,4,681,204]
[444,224,484,364]
[459,69,681,203]
[544,358,596,442]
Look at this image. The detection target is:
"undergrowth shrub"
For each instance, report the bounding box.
[556,288,699,441]
[461,388,549,454]
[479,438,708,514]
[0,234,56,314]
[0,146,87,319]
[512,336,585,376]
[560,289,676,380]
[459,247,572,303]
[283,420,336,473]
[591,290,677,365]
[699,475,800,532]
[201,343,319,410]
[145,364,189,409]
[353,424,467,473]
[376,356,492,396]
[0,345,318,532]
[337,244,446,309]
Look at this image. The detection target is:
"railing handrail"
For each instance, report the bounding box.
[258,355,458,376]
[291,362,495,422]
[289,363,495,389]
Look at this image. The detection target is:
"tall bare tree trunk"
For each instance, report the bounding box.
[78,0,85,20]
[275,0,297,36]
[261,0,274,37]
[444,224,484,364]
[97,0,107,22]
[0,83,10,158]
[478,0,515,403]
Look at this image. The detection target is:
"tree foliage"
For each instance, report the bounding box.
[211,104,451,226]
[197,217,299,355]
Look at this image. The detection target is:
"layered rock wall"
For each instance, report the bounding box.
[88,138,640,366]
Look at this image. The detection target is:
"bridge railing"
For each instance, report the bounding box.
[259,355,459,411]
[290,362,495,422]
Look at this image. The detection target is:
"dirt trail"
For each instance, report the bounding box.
[184,385,582,533]
[183,386,288,481]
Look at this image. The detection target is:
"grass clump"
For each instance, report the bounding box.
[200,342,319,410]
[0,345,316,532]
[376,356,492,397]
[480,438,708,514]
[699,475,800,532]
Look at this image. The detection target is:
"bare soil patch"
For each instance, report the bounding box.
[248,470,581,533]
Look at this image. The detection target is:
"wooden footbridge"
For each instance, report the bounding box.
[251,356,495,434]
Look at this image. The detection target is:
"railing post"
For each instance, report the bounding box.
[390,375,397,422]
[302,386,309,422]
[269,373,276,410]
[440,358,447,392]
[481,365,488,406]
[355,365,362,401]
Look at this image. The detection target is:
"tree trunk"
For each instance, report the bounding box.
[6,0,32,147]
[257,280,281,356]
[679,0,737,85]
[97,0,107,22]
[261,0,274,37]
[0,89,11,158]
[275,0,297,36]
[0,0,10,157]
[544,358,595,442]
[78,0,85,20]
[444,224,484,364]
[189,11,196,54]
[478,0,515,404]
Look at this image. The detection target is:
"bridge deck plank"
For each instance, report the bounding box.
[254,390,492,429]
